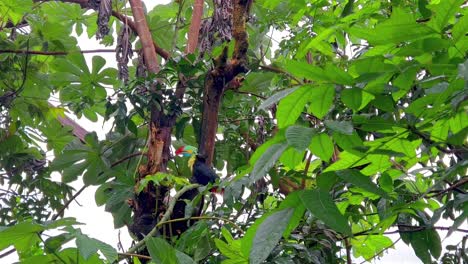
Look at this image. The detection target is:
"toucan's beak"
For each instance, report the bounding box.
[175,146,185,156]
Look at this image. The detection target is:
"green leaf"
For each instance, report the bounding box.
[324,151,369,172]
[259,87,299,111]
[300,189,351,235]
[347,7,437,45]
[282,61,328,82]
[309,133,334,162]
[341,88,375,111]
[452,10,468,42]
[278,192,306,238]
[351,235,393,260]
[324,64,354,85]
[250,208,294,264]
[406,229,442,263]
[427,0,464,32]
[146,237,178,264]
[0,221,44,251]
[324,120,354,135]
[335,170,391,199]
[286,125,316,151]
[250,143,288,182]
[76,233,117,262]
[277,85,313,128]
[307,84,335,119]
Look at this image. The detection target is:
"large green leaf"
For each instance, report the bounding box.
[300,189,351,235]
[277,85,313,128]
[250,208,294,264]
[285,125,316,151]
[309,133,334,162]
[347,7,437,45]
[259,87,299,111]
[341,88,375,111]
[76,233,117,262]
[146,237,178,264]
[427,0,464,32]
[0,221,43,251]
[307,84,335,119]
[335,169,391,199]
[324,120,354,135]
[282,61,328,82]
[250,143,288,182]
[278,192,306,238]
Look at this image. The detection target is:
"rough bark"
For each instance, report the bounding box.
[198,0,251,165]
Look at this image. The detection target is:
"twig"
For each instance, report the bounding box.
[302,151,313,188]
[344,238,352,264]
[343,225,468,240]
[126,184,201,253]
[0,248,15,259]
[157,215,244,234]
[0,49,116,55]
[428,177,468,198]
[233,90,266,99]
[111,152,147,167]
[51,185,86,220]
[259,64,302,84]
[118,252,151,260]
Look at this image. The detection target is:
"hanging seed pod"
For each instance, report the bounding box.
[116,24,133,82]
[96,0,111,39]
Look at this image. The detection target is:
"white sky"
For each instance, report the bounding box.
[1,0,466,263]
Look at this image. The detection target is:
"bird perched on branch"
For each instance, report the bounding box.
[175,146,222,193]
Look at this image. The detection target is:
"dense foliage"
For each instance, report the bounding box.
[0,0,467,263]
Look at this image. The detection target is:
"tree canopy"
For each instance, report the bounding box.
[0,0,467,263]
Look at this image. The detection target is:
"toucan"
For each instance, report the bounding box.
[175,146,222,193]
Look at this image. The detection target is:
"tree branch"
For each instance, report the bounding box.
[185,0,203,54]
[128,0,159,73]
[0,49,115,55]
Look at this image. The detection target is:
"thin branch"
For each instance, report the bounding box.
[118,252,151,261]
[302,151,313,188]
[428,177,468,198]
[126,184,201,254]
[343,225,468,240]
[344,238,352,264]
[157,215,244,235]
[259,64,302,84]
[111,152,147,167]
[51,185,86,220]
[0,49,116,55]
[233,90,266,99]
[128,0,159,73]
[0,248,15,259]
